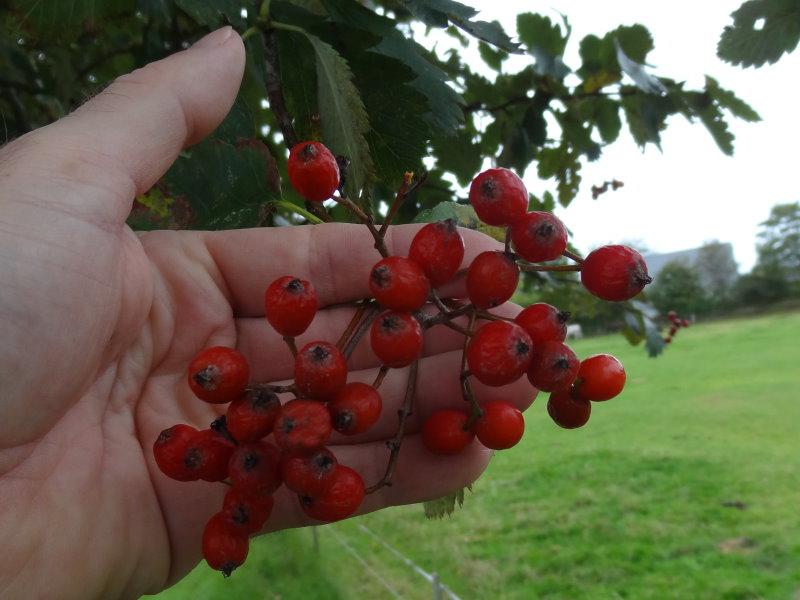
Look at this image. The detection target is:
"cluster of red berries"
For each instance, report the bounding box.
[153,140,652,578]
[664,310,690,344]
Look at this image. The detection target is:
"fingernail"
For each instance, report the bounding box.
[192,26,234,50]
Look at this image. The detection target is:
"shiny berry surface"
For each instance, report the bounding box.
[475,401,525,450]
[581,245,651,302]
[573,354,626,402]
[265,276,317,337]
[226,389,281,443]
[547,390,591,429]
[220,487,274,535]
[329,382,383,435]
[188,346,249,404]
[369,256,431,312]
[408,219,465,287]
[527,341,579,393]
[287,141,340,202]
[468,168,528,226]
[370,310,423,368]
[466,321,533,387]
[281,447,338,497]
[294,341,347,400]
[274,400,333,454]
[514,303,569,345]
[228,441,282,494]
[202,513,249,577]
[422,409,474,455]
[299,465,365,522]
[466,251,520,310]
[510,211,568,262]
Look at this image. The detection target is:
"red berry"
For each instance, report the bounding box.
[165,428,234,483]
[681,319,690,328]
[220,487,274,535]
[328,382,383,435]
[287,141,340,202]
[474,401,525,450]
[370,310,423,368]
[228,441,282,494]
[294,341,347,400]
[664,336,672,344]
[514,303,569,345]
[188,346,249,404]
[467,251,520,310]
[408,220,465,287]
[422,409,474,455]
[573,354,626,402]
[153,424,199,481]
[509,211,568,262]
[265,276,317,337]
[274,400,332,454]
[669,325,678,336]
[581,245,651,302]
[281,447,338,497]
[299,465,365,522]
[468,168,527,226]
[226,389,281,443]
[203,513,249,577]
[527,341,579,392]
[369,256,431,312]
[547,390,591,429]
[466,321,533,386]
[667,310,677,320]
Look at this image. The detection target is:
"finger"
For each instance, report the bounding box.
[325,348,536,445]
[204,223,503,317]
[0,27,245,224]
[235,302,522,381]
[266,435,493,530]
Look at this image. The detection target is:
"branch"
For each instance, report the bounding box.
[460,312,483,428]
[247,382,297,394]
[562,249,584,264]
[378,170,428,236]
[335,193,389,257]
[342,303,381,360]
[365,360,418,494]
[517,262,581,272]
[336,300,370,350]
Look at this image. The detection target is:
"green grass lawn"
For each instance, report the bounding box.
[154,312,800,600]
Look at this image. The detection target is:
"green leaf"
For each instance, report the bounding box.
[705,76,761,122]
[163,139,279,229]
[718,0,800,67]
[536,144,582,207]
[697,103,735,156]
[9,0,133,40]
[577,24,654,90]
[423,486,469,519]
[413,201,505,241]
[478,41,506,70]
[517,13,570,78]
[431,128,483,187]
[621,91,670,149]
[277,24,373,199]
[174,0,247,28]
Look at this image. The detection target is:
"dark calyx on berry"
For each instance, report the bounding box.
[183,448,202,469]
[516,338,530,356]
[286,278,305,293]
[380,313,401,331]
[243,452,260,471]
[371,265,390,288]
[310,345,330,362]
[299,143,318,162]
[312,452,336,473]
[334,411,354,430]
[480,178,497,198]
[558,311,570,323]
[193,366,220,390]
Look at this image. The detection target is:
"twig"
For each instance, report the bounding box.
[247,382,297,394]
[372,365,389,390]
[335,193,389,257]
[476,310,514,323]
[562,249,584,264]
[460,312,483,427]
[504,228,512,254]
[343,303,382,360]
[378,171,429,236]
[336,300,370,350]
[365,360,418,494]
[517,263,581,272]
[283,336,298,357]
[440,320,472,337]
[421,303,475,329]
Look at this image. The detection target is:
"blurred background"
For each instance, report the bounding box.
[3,0,799,598]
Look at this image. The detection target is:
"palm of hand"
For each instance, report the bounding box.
[0,28,531,598]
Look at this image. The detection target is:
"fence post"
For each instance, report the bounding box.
[432,572,443,600]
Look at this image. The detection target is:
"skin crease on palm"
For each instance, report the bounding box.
[0,27,536,599]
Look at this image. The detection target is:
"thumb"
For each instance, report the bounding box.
[1,26,245,222]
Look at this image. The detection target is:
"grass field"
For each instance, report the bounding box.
[154,311,800,600]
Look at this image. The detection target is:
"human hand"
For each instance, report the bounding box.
[0,26,533,598]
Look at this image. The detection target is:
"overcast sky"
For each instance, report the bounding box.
[432,1,799,271]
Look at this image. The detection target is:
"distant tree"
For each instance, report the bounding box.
[756,201,800,283]
[649,261,709,316]
[696,240,738,305]
[732,266,791,306]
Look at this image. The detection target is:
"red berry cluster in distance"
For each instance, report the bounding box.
[153,142,652,578]
[663,310,691,345]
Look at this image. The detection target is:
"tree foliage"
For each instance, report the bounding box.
[718,0,800,67]
[649,261,710,317]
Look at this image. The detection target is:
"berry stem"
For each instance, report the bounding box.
[336,300,370,350]
[247,382,297,395]
[459,311,484,427]
[365,360,418,494]
[504,227,512,254]
[476,310,515,323]
[335,193,389,257]
[562,249,584,264]
[421,302,475,329]
[283,336,298,358]
[517,262,582,272]
[378,171,428,236]
[372,365,389,389]
[342,303,382,360]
